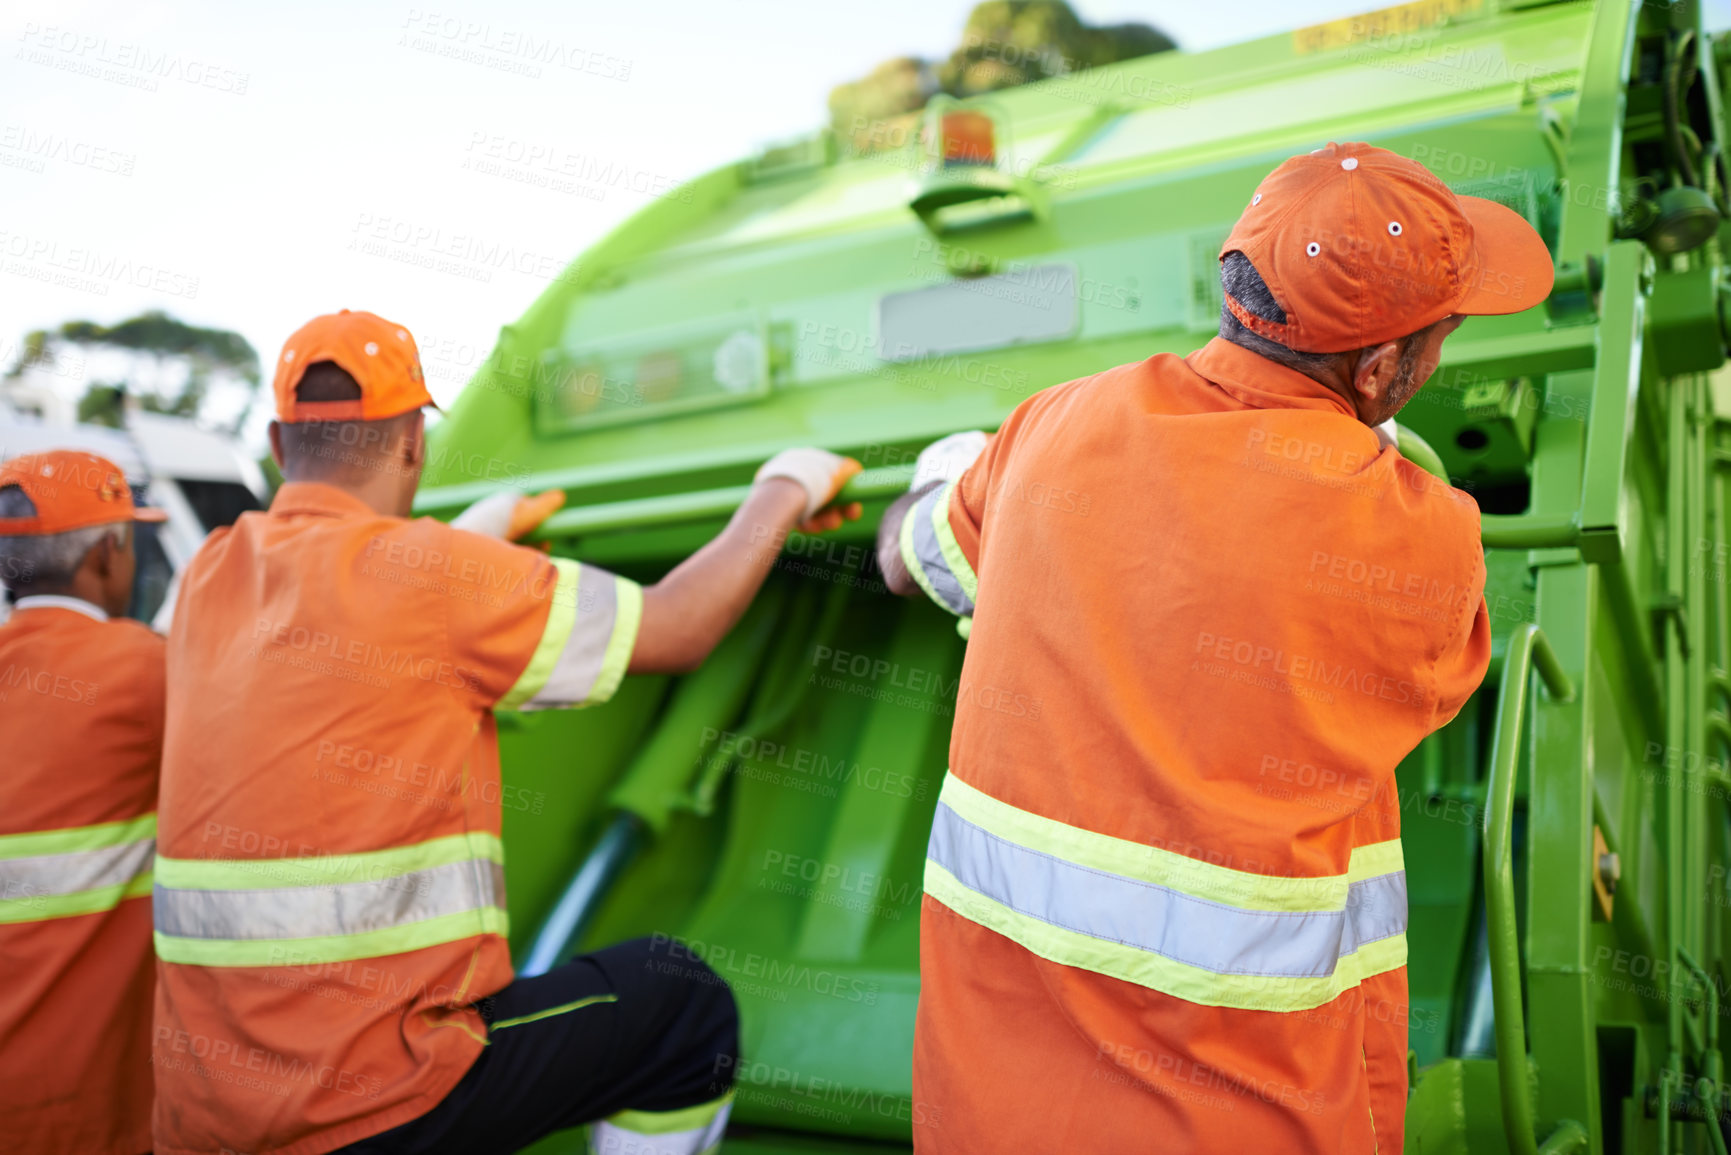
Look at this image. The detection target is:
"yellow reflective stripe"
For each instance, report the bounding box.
[155,831,504,891]
[1349,838,1404,882]
[898,489,949,611]
[583,575,642,708]
[491,993,617,1033]
[154,906,509,968]
[939,775,1347,912]
[0,870,152,925]
[499,557,581,711]
[930,480,978,602]
[606,1092,734,1135]
[0,812,156,860]
[925,860,1405,1012]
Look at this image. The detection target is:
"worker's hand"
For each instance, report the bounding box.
[912,430,990,491]
[451,489,567,542]
[754,447,863,534]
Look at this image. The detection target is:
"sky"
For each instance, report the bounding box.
[6,0,1731,446]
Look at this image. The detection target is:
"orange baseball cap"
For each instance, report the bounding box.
[1220,142,1555,354]
[0,450,168,536]
[273,309,434,423]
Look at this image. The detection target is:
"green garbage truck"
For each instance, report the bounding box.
[414,1,1731,1150]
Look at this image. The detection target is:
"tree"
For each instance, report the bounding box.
[6,311,261,433]
[830,0,1175,153]
[75,384,130,429]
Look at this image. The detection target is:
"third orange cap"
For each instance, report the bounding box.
[1220,142,1555,354]
[0,450,168,536]
[273,310,434,423]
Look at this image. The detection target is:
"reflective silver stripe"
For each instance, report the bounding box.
[1341,871,1406,955]
[528,563,619,709]
[911,487,974,617]
[154,857,505,942]
[591,1115,729,1155]
[1,837,155,899]
[927,802,1405,979]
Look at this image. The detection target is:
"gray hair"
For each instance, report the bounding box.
[0,484,127,592]
[1218,251,1345,376]
[1218,251,1440,384]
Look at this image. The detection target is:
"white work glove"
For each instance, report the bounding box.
[754,447,863,533]
[1373,418,1399,452]
[912,430,989,491]
[451,489,566,541]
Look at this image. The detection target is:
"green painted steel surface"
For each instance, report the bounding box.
[415,1,1731,1150]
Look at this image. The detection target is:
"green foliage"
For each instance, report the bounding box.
[3,330,52,380]
[829,0,1173,152]
[8,310,261,432]
[56,312,259,383]
[829,57,939,146]
[75,384,128,428]
[941,0,1175,96]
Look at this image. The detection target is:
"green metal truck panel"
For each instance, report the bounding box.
[416,2,1731,1150]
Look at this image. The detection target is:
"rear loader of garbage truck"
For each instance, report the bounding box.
[415,2,1731,1150]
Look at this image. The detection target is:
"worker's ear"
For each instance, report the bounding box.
[1351,340,1402,405]
[86,528,116,582]
[403,412,427,468]
[268,420,286,472]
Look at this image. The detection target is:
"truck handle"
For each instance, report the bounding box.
[1483,623,1585,1155]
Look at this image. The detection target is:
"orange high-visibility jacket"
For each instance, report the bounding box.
[0,599,164,1155]
[899,338,1490,1153]
[153,483,642,1155]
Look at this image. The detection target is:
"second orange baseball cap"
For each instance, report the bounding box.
[0,450,168,536]
[1220,142,1555,354]
[273,309,434,423]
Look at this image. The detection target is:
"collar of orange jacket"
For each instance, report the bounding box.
[269,481,380,520]
[1187,336,1359,419]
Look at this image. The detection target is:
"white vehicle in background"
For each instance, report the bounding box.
[0,409,267,626]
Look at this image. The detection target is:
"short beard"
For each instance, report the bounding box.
[1381,334,1429,416]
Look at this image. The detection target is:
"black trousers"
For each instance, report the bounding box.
[334,937,739,1155]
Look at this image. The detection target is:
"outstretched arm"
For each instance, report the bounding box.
[631,450,861,674]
